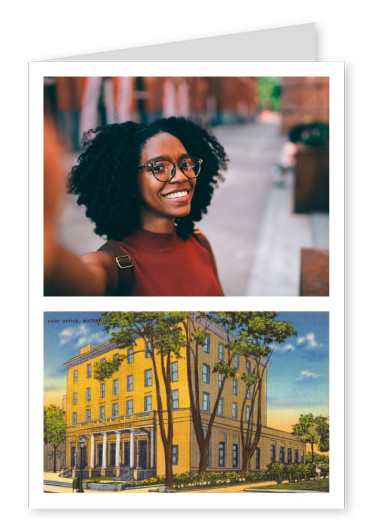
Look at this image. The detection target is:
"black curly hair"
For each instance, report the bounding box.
[68,117,228,240]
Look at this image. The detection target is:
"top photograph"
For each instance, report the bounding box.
[44,76,329,297]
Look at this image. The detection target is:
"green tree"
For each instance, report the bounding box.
[184,312,296,473]
[292,414,329,461]
[97,311,189,489]
[44,405,66,473]
[182,313,238,474]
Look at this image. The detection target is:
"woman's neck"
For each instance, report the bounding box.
[140,210,175,233]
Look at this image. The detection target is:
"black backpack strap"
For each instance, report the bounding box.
[97,241,134,296]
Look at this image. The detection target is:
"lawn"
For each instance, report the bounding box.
[249,479,329,492]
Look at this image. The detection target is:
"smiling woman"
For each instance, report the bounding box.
[44,117,228,296]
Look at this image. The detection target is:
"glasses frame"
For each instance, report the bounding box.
[138,156,203,182]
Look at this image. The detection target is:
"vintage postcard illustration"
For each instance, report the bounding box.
[42,311,332,505]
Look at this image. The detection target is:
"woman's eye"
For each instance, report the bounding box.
[182,158,195,169]
[153,162,168,173]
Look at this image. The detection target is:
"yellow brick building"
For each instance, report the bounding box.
[64,317,305,480]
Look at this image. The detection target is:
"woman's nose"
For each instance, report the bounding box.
[169,164,188,183]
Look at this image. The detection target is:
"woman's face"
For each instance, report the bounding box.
[137,132,196,231]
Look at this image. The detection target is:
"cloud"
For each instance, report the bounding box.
[296,369,321,381]
[275,343,296,353]
[58,325,108,349]
[296,333,322,350]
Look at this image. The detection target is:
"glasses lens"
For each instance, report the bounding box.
[180,157,202,178]
[152,160,174,181]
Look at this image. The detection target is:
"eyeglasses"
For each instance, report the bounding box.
[138,156,203,182]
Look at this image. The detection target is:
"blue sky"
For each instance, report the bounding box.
[44,311,329,431]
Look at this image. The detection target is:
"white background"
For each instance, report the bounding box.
[1,0,372,527]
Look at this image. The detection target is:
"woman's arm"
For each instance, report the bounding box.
[44,118,118,296]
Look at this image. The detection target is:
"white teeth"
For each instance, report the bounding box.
[165,191,188,199]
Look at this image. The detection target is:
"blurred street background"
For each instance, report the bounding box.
[45,76,329,296]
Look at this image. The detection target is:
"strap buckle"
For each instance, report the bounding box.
[115,255,133,269]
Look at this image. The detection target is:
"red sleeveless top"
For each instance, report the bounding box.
[114,228,223,296]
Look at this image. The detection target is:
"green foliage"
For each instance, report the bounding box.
[267,462,285,484]
[98,312,190,357]
[193,330,207,345]
[267,462,317,484]
[300,122,329,147]
[257,77,282,112]
[44,405,66,446]
[94,355,125,381]
[292,414,329,456]
[212,361,237,378]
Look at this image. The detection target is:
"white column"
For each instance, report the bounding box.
[150,427,154,468]
[102,432,107,469]
[130,429,135,468]
[115,431,121,468]
[90,434,95,468]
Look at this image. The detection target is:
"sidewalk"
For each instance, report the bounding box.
[245,173,329,296]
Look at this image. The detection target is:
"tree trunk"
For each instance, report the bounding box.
[164,442,174,489]
[53,444,57,473]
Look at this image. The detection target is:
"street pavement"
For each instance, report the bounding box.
[58,120,328,296]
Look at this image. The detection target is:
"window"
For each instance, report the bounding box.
[48,452,52,459]
[86,387,91,401]
[126,399,133,414]
[219,441,226,467]
[73,370,78,383]
[172,445,179,465]
[279,446,285,463]
[145,341,152,358]
[87,364,92,378]
[246,386,251,399]
[218,397,224,415]
[144,369,152,387]
[100,383,105,398]
[203,333,210,353]
[232,444,239,467]
[218,373,224,389]
[73,392,77,405]
[144,395,152,412]
[128,348,134,364]
[232,402,238,418]
[171,361,178,382]
[100,405,105,420]
[171,389,179,410]
[234,354,239,369]
[294,449,299,463]
[246,360,251,375]
[203,392,210,411]
[86,409,91,422]
[271,444,276,463]
[246,405,251,421]
[256,448,260,469]
[113,353,119,361]
[100,358,106,364]
[73,412,77,426]
[233,379,238,396]
[218,343,224,360]
[202,363,210,384]
[288,448,292,464]
[112,403,118,417]
[127,375,133,392]
[113,379,119,395]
